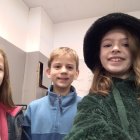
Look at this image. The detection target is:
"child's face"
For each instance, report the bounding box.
[100,28,132,79]
[0,54,4,86]
[46,55,79,93]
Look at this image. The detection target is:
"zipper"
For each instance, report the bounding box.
[58,95,63,114]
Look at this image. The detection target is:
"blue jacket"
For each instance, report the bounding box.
[22,86,81,140]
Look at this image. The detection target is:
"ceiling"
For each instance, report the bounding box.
[23,0,140,23]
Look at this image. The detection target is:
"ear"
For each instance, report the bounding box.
[74,70,79,80]
[46,68,51,79]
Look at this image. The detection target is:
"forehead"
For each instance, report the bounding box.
[52,54,76,64]
[102,28,128,40]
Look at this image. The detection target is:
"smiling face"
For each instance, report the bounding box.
[99,28,133,79]
[46,54,79,95]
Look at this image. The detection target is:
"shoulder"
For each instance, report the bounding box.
[25,96,49,114]
[7,106,24,123]
[81,94,105,103]
[7,109,23,120]
[76,95,82,102]
[7,111,23,140]
[25,96,49,115]
[28,96,48,107]
[78,94,108,110]
[7,110,24,132]
[14,110,24,126]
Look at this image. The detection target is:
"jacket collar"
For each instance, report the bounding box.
[112,74,135,85]
[47,85,77,108]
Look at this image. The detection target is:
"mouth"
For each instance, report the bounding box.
[108,57,125,62]
[58,77,69,81]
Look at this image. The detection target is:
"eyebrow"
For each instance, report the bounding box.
[53,63,75,65]
[102,37,128,42]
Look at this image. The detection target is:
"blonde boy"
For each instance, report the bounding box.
[22,47,81,140]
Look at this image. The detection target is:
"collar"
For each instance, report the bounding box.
[47,85,77,108]
[112,74,135,86]
[0,103,22,117]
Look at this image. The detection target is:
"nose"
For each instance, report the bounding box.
[61,66,67,73]
[112,44,120,53]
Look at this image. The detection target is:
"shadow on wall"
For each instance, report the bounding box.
[0,37,51,105]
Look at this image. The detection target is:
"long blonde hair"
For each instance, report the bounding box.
[0,49,14,107]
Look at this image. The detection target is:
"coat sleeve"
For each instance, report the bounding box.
[14,111,24,140]
[64,95,133,140]
[22,105,32,140]
[7,110,24,140]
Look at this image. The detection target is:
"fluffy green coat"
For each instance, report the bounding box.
[65,77,140,140]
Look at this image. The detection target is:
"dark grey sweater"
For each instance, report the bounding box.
[65,77,140,140]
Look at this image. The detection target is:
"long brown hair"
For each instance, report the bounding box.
[90,29,140,95]
[0,49,14,107]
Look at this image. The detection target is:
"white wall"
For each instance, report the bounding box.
[40,8,54,57]
[26,7,54,57]
[25,7,41,52]
[72,59,92,97]
[128,11,140,18]
[0,0,29,51]
[0,1,54,55]
[53,17,98,59]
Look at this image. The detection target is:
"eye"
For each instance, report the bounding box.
[67,65,74,70]
[53,65,61,69]
[122,43,129,47]
[103,44,112,48]
[101,41,112,48]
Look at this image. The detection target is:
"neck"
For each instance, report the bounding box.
[111,71,131,80]
[112,74,129,79]
[53,86,71,96]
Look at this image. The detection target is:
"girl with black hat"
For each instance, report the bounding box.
[65,13,140,140]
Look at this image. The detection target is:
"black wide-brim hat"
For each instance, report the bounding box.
[83,12,140,71]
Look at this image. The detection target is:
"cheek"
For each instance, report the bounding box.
[127,51,133,65]
[71,71,78,80]
[99,51,106,66]
[99,48,104,61]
